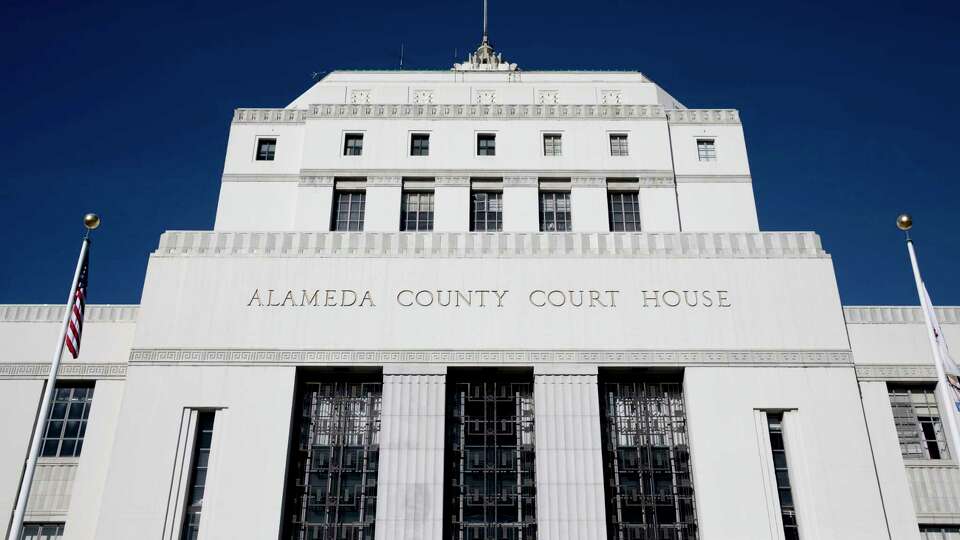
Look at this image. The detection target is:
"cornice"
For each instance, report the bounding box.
[675,175,753,184]
[153,231,828,259]
[233,109,307,123]
[129,349,851,368]
[667,109,741,125]
[0,363,127,380]
[855,364,938,381]
[297,169,676,186]
[844,306,960,324]
[0,305,138,323]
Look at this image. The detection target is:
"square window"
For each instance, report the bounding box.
[697,139,717,161]
[332,191,366,231]
[477,134,496,156]
[255,138,276,161]
[410,134,430,156]
[543,134,562,156]
[610,134,628,156]
[344,133,364,156]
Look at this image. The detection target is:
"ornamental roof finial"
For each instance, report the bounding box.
[453,0,518,71]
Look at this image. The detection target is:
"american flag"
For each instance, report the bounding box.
[64,248,89,359]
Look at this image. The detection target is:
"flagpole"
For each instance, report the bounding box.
[897,213,960,460]
[6,214,99,540]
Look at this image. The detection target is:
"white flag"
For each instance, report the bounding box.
[922,282,960,412]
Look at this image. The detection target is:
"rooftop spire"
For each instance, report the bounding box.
[453,0,517,71]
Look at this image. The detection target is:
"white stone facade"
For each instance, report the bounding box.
[1,67,959,540]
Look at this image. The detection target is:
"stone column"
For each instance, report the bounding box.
[434,176,470,232]
[571,177,608,232]
[533,364,606,540]
[365,176,402,232]
[503,176,539,232]
[375,364,446,540]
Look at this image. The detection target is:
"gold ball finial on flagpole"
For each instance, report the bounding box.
[896,213,913,231]
[83,213,101,230]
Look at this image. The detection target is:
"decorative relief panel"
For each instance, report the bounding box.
[366,176,402,187]
[571,176,606,188]
[435,176,471,187]
[0,363,127,380]
[412,90,435,104]
[600,90,623,105]
[855,364,938,381]
[350,89,371,105]
[475,90,497,104]
[537,90,559,105]
[242,104,675,121]
[502,176,538,187]
[298,175,335,187]
[0,304,138,323]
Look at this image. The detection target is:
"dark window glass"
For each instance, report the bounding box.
[543,134,562,156]
[181,412,215,540]
[332,191,366,231]
[599,377,698,540]
[285,377,382,540]
[19,523,64,540]
[539,191,571,232]
[344,134,364,156]
[477,134,496,156]
[256,138,276,161]
[411,134,430,156]
[444,371,537,540]
[768,413,799,540]
[889,385,951,460]
[610,134,629,156]
[696,139,716,161]
[471,191,503,232]
[40,383,93,458]
[608,191,641,232]
[401,191,434,231]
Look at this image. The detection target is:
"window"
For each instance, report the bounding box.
[181,412,215,540]
[889,385,951,460]
[41,383,93,457]
[285,377,382,540]
[921,525,960,540]
[401,191,434,231]
[609,134,629,156]
[697,139,716,161]
[477,134,496,156]
[343,133,364,156]
[332,191,365,231]
[539,191,571,232]
[599,377,698,540]
[767,413,800,540]
[608,191,641,232]
[19,523,64,540]
[445,371,537,540]
[256,138,276,161]
[410,133,430,156]
[543,134,562,156]
[471,191,502,232]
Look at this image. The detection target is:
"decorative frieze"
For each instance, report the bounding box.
[298,175,335,187]
[855,364,938,381]
[0,305,138,323]
[129,349,852,367]
[435,176,470,187]
[667,109,741,124]
[366,175,403,187]
[844,306,960,324]
[232,109,306,124]
[153,231,829,259]
[571,176,605,188]
[0,363,128,380]
[503,176,538,187]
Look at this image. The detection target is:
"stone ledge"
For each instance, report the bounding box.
[844,306,960,324]
[0,305,138,323]
[153,231,828,259]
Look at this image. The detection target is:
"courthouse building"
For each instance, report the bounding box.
[3,32,960,540]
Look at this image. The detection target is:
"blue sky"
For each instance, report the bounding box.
[0,0,957,306]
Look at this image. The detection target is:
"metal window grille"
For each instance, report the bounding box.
[181,412,216,540]
[344,134,364,156]
[767,413,799,540]
[287,379,382,540]
[19,523,64,540]
[401,191,434,231]
[539,191,571,232]
[411,134,430,156]
[256,138,276,161]
[599,379,698,540]
[889,385,951,460]
[610,134,629,156]
[471,191,503,232]
[40,384,94,457]
[696,140,716,162]
[608,192,641,232]
[477,134,496,156]
[445,374,537,540]
[543,134,562,156]
[332,191,366,231]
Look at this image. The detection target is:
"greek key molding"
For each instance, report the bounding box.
[129,349,852,368]
[0,305,138,323]
[845,306,960,324]
[855,364,938,381]
[667,109,741,124]
[298,175,335,187]
[436,176,470,187]
[0,363,128,380]
[153,231,829,259]
[366,175,402,187]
